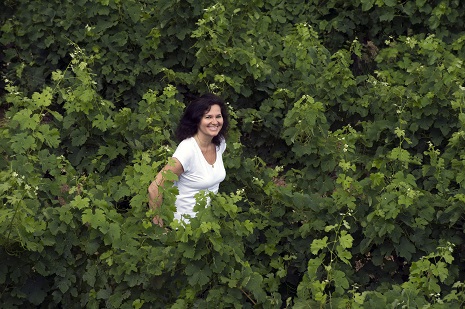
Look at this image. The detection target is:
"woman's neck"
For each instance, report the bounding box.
[194,134,212,148]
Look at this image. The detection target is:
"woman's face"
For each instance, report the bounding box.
[197,104,223,139]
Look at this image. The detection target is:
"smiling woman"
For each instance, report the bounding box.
[148,93,230,226]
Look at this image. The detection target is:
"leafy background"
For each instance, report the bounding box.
[1,0,465,307]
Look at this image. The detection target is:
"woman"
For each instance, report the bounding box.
[148,93,229,226]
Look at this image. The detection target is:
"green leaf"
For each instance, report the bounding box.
[57,278,71,293]
[416,0,427,7]
[32,87,53,108]
[397,237,416,260]
[332,269,349,295]
[78,89,95,104]
[185,263,211,286]
[10,133,36,153]
[70,127,89,147]
[161,167,179,182]
[27,285,47,305]
[459,113,465,125]
[388,147,411,162]
[0,182,12,194]
[96,288,112,300]
[244,272,266,302]
[83,264,98,287]
[47,110,63,121]
[125,4,141,23]
[179,242,195,259]
[379,9,396,22]
[361,0,376,11]
[59,207,73,224]
[38,124,61,148]
[70,196,90,209]
[311,237,328,254]
[324,224,337,232]
[336,245,352,265]
[220,275,238,288]
[383,0,397,7]
[92,114,114,131]
[107,222,121,242]
[434,261,449,282]
[132,299,144,309]
[370,172,385,187]
[394,127,405,138]
[339,231,353,249]
[243,220,254,234]
[82,208,107,228]
[12,109,41,130]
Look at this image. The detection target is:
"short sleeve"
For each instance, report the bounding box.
[219,138,226,154]
[172,139,193,172]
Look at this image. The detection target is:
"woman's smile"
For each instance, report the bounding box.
[198,104,223,139]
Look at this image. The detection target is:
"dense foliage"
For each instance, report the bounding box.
[2,0,465,307]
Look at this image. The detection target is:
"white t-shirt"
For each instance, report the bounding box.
[172,137,226,221]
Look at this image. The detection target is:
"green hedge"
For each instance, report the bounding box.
[1,0,465,307]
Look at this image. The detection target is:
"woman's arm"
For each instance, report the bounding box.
[148,158,184,226]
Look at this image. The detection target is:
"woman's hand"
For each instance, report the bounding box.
[152,215,164,227]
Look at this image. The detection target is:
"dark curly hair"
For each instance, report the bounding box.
[176,93,229,146]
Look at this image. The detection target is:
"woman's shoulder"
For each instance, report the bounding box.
[175,137,195,152]
[173,137,196,169]
[179,136,195,145]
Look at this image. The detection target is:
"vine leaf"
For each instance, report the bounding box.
[311,237,328,255]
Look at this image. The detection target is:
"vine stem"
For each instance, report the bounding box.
[239,287,257,305]
[5,192,25,244]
